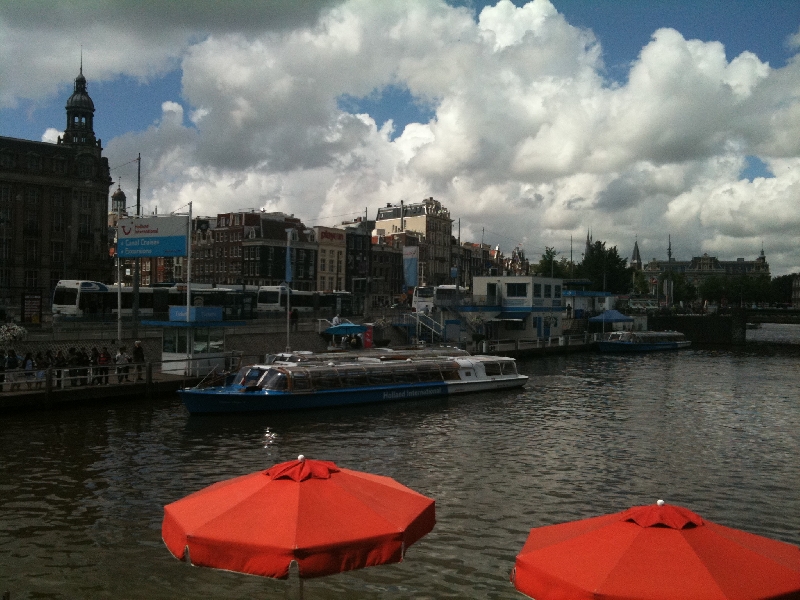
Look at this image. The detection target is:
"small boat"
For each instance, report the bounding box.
[178,354,528,414]
[596,330,691,352]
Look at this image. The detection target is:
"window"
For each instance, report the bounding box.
[506,282,527,297]
[533,283,541,297]
[25,270,38,289]
[52,212,64,233]
[79,213,91,236]
[554,285,561,298]
[24,240,39,263]
[51,241,64,264]
[77,159,93,178]
[78,243,91,261]
[544,284,552,298]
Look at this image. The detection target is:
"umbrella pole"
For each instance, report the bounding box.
[285,560,303,600]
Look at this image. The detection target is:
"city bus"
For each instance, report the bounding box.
[255,286,354,316]
[51,280,256,319]
[410,285,435,313]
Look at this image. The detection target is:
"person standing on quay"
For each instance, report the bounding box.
[115,346,131,383]
[132,341,145,382]
[290,308,299,332]
[98,346,112,385]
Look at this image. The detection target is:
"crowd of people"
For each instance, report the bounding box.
[0,341,146,392]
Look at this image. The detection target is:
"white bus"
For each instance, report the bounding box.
[256,286,316,314]
[51,280,256,319]
[433,285,467,307]
[256,286,354,316]
[410,286,435,313]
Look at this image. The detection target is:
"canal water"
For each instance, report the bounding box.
[2,325,800,599]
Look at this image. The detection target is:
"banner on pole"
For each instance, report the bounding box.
[117,216,189,258]
[403,246,418,287]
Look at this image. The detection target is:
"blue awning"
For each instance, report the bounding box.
[588,310,633,323]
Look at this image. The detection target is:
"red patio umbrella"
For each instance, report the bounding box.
[162,455,435,579]
[512,500,800,600]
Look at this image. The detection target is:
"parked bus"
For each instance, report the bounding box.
[51,280,256,319]
[433,285,467,307]
[256,286,354,316]
[410,285,435,313]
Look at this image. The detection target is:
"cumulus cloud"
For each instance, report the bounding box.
[5,0,800,274]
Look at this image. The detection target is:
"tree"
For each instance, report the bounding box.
[537,247,565,278]
[770,274,795,305]
[659,271,697,305]
[577,241,630,293]
[632,270,650,295]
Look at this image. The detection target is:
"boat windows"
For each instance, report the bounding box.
[416,364,442,382]
[484,362,502,376]
[260,369,288,391]
[368,367,396,385]
[441,365,461,381]
[393,367,420,384]
[499,361,517,374]
[290,370,312,392]
[341,368,369,387]
[312,369,342,389]
[236,367,265,386]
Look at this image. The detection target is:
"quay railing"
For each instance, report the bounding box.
[0,351,276,396]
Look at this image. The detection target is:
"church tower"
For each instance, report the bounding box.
[631,238,642,271]
[63,63,97,147]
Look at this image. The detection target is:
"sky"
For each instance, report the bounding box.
[2,0,800,275]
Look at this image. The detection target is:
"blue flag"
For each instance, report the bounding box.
[285,247,292,283]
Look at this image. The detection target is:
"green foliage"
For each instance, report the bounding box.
[699,274,773,306]
[537,247,566,278]
[577,241,630,293]
[660,272,697,303]
[770,274,795,304]
[633,270,649,295]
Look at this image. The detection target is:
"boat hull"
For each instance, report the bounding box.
[178,376,528,414]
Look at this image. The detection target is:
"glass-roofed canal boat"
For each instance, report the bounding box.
[178,353,528,414]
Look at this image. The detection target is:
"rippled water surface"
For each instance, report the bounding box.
[2,338,800,599]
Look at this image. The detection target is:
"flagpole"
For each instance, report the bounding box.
[285,228,292,352]
[186,202,192,374]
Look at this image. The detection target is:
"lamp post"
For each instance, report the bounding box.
[285,228,293,352]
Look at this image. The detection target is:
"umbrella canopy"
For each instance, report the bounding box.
[512,500,800,600]
[324,323,368,335]
[588,309,634,323]
[162,455,435,579]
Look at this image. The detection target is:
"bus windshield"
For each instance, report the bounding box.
[52,288,78,306]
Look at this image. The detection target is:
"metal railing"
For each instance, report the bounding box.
[0,351,255,394]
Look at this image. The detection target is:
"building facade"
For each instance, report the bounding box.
[641,250,770,292]
[375,197,453,287]
[241,212,317,290]
[314,226,346,292]
[0,67,112,318]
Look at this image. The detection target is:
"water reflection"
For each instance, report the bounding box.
[2,343,800,599]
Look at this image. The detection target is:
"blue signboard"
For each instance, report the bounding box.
[117,216,188,258]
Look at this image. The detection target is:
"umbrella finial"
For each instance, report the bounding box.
[657,499,665,506]
[298,454,305,462]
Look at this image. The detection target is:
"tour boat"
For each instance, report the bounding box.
[178,354,528,414]
[596,330,691,352]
